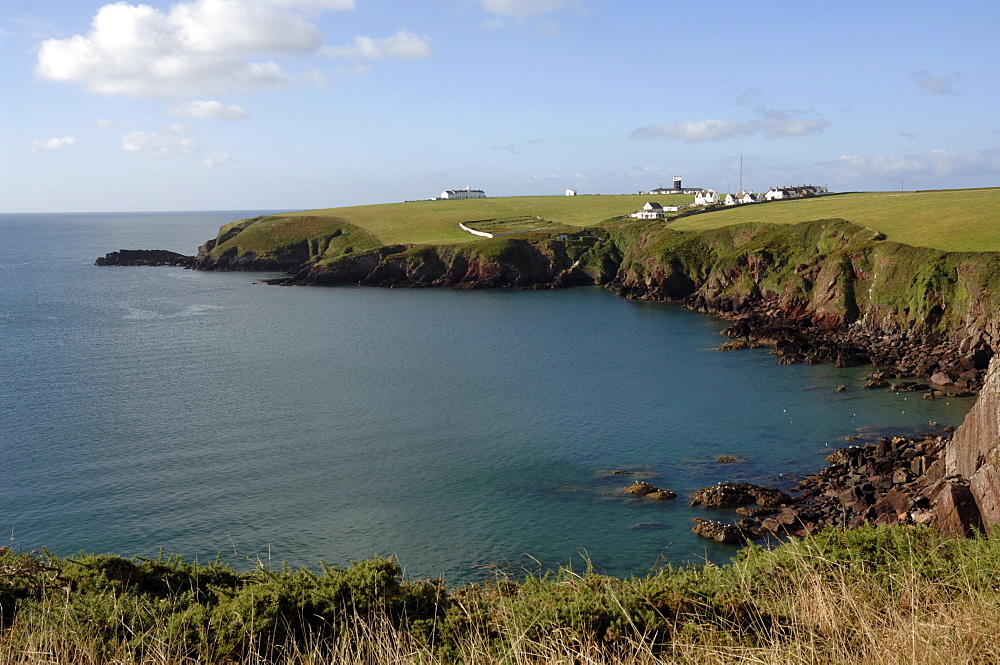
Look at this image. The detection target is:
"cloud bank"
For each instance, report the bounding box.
[821,148,1000,181]
[632,107,829,142]
[35,0,355,98]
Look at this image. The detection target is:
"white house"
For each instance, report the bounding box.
[631,202,665,219]
[695,189,720,205]
[764,187,795,201]
[565,189,577,196]
[440,186,486,199]
[765,185,830,201]
[725,191,759,206]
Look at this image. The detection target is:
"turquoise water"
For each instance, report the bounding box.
[0,212,976,583]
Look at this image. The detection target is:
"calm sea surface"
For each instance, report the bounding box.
[0,211,976,583]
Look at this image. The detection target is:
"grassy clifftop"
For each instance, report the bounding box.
[672,188,1000,253]
[198,189,1000,268]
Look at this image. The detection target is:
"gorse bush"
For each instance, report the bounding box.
[4,525,1000,663]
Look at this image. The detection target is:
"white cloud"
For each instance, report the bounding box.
[165,99,248,120]
[30,136,77,153]
[122,130,200,157]
[202,150,233,167]
[322,30,432,59]
[913,70,958,95]
[480,0,575,19]
[632,107,830,142]
[820,148,1000,181]
[734,88,763,106]
[35,0,353,98]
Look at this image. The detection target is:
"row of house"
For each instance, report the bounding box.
[692,184,829,207]
[629,183,830,219]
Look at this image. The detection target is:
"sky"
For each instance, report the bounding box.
[2,0,999,212]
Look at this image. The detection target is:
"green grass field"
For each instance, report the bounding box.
[259,188,999,253]
[276,194,690,245]
[672,188,1000,252]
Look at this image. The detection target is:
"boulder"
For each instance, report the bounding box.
[691,518,751,544]
[929,480,983,537]
[690,482,791,508]
[624,482,659,496]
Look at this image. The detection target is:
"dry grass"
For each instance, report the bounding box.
[4,528,1000,664]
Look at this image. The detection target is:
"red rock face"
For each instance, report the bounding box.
[946,356,1000,534]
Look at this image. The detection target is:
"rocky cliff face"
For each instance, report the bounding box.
[609,218,999,390]
[946,355,1000,533]
[254,235,620,289]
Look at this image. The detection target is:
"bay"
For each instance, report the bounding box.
[0,212,975,583]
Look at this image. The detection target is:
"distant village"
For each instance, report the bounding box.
[432,177,832,222]
[628,177,831,219]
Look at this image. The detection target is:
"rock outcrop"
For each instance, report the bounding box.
[95,249,194,267]
[946,355,1000,533]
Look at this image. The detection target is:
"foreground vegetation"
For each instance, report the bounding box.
[4,525,1000,663]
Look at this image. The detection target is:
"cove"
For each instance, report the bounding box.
[0,213,976,584]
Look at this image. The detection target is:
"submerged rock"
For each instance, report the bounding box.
[624,482,676,500]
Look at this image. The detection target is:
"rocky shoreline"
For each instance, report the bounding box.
[682,431,985,545]
[710,311,990,392]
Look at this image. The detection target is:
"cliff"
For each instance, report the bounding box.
[608,218,1000,389]
[946,354,1000,532]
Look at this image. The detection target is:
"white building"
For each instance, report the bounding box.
[631,202,666,219]
[764,185,830,201]
[764,187,795,201]
[565,189,577,196]
[725,191,759,206]
[695,189,720,205]
[440,186,486,199]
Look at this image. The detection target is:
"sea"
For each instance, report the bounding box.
[0,211,976,584]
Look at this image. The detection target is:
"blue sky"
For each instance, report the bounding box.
[2,0,998,212]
